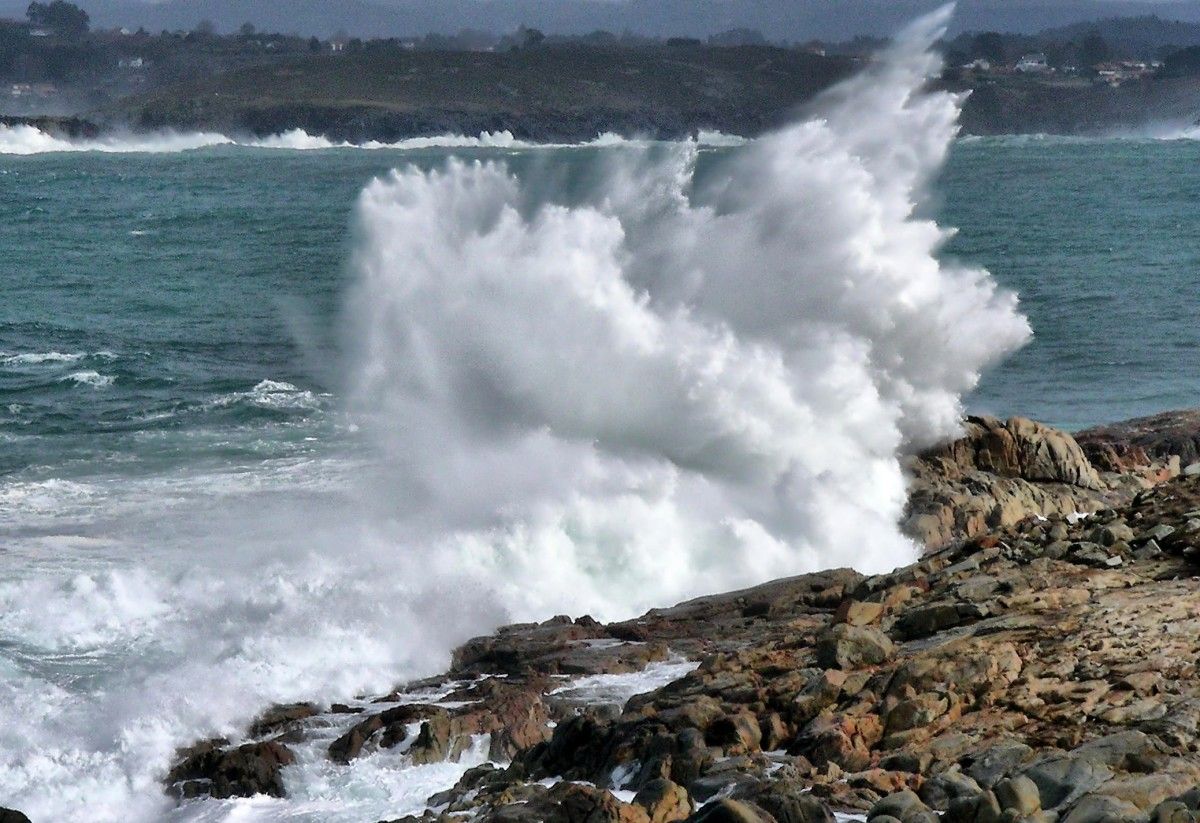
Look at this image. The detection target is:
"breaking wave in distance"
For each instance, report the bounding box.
[0,124,746,155]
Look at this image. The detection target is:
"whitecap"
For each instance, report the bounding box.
[1,351,86,365]
[60,371,114,388]
[208,379,326,411]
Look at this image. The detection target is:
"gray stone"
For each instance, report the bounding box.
[1061,793,1146,823]
[966,742,1036,789]
[870,790,936,823]
[1021,756,1114,811]
[919,770,984,811]
[1150,800,1195,823]
[994,775,1042,816]
[815,623,895,670]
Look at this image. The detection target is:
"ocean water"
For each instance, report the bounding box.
[0,13,1192,821]
[947,134,1200,431]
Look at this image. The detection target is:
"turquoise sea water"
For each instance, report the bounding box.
[946,136,1200,429]
[4,136,1197,483]
[0,132,1196,821]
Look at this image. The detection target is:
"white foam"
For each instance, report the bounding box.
[0,125,745,155]
[1,350,86,365]
[60,370,115,388]
[549,658,698,704]
[0,124,234,154]
[209,379,326,411]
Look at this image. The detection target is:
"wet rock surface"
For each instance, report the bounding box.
[164,413,1200,823]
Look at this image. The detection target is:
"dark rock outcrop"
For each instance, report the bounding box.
[165,739,296,799]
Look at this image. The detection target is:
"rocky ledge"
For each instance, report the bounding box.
[158,410,1200,823]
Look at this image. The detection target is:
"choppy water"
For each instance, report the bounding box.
[948,134,1200,430]
[0,22,1197,821]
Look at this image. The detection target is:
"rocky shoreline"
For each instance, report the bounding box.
[12,410,1200,823]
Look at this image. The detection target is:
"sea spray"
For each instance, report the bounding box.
[344,5,1030,620]
[0,8,1031,822]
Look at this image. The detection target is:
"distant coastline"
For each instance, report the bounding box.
[9,62,1200,146]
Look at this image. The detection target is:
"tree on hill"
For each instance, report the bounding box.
[1159,45,1200,77]
[971,31,1007,64]
[1080,31,1111,67]
[25,0,88,38]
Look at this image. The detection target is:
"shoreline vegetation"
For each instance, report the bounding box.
[4,408,1188,823]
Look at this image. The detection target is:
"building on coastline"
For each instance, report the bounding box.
[1016,53,1050,73]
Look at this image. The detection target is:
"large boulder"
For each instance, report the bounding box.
[634,778,693,823]
[815,624,894,670]
[905,416,1115,549]
[165,739,296,799]
[686,799,776,823]
[735,778,836,823]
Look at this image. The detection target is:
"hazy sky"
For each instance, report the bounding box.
[5,0,1200,39]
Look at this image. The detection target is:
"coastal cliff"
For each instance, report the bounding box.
[134,410,1200,823]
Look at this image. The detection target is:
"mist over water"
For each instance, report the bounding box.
[0,8,1032,822]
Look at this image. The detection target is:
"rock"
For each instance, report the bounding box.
[166,739,296,799]
[248,702,318,738]
[735,778,836,823]
[328,714,385,763]
[499,781,650,823]
[409,714,453,765]
[706,712,763,754]
[885,694,949,734]
[1060,793,1146,823]
[1071,731,1169,773]
[894,604,965,639]
[919,770,984,811]
[634,779,692,823]
[452,615,663,677]
[966,743,1036,789]
[155,418,1200,822]
[815,624,894,669]
[1077,409,1200,467]
[795,712,880,771]
[835,600,885,627]
[869,790,937,823]
[905,416,1115,549]
[686,799,775,823]
[1150,800,1195,823]
[1021,756,1114,810]
[994,775,1042,816]
[0,810,31,823]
